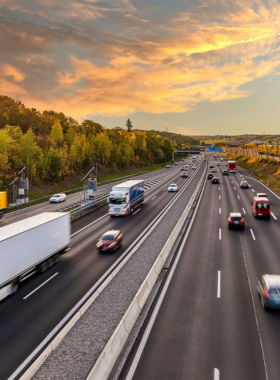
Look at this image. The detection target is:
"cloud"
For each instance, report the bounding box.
[1,0,280,119]
[2,64,26,81]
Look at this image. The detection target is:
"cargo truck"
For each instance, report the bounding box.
[0,191,7,220]
[0,212,70,302]
[228,161,236,173]
[108,180,144,216]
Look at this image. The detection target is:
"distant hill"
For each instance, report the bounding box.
[145,130,200,146]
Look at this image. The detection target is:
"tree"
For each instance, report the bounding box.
[126,118,133,132]
[51,120,64,147]
[81,120,104,136]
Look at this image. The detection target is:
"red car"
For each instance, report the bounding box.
[174,162,178,165]
[97,230,122,252]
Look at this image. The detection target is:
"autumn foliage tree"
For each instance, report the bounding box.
[0,96,181,190]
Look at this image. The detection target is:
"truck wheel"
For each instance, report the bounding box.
[11,280,19,294]
[40,261,48,273]
[48,257,55,268]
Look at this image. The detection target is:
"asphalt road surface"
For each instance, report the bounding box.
[122,157,280,380]
[0,157,204,380]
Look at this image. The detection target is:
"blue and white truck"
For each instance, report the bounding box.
[108,180,145,216]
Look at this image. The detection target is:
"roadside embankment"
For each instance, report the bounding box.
[225,153,280,196]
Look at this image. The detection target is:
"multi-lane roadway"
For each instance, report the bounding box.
[121,157,280,380]
[3,165,187,226]
[0,157,203,379]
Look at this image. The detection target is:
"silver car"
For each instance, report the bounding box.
[257,275,280,310]
[49,193,67,203]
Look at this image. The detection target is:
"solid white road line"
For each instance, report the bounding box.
[151,196,157,201]
[214,368,220,380]
[23,273,59,299]
[237,195,240,199]
[242,207,246,214]
[219,228,221,240]
[71,213,109,237]
[219,195,221,200]
[251,189,255,192]
[133,209,141,215]
[271,212,277,220]
[217,271,221,298]
[219,207,221,214]
[250,229,256,240]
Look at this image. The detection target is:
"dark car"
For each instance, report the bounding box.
[212,177,219,184]
[208,173,213,179]
[181,167,185,171]
[181,172,188,178]
[257,275,280,310]
[240,181,249,188]
[223,170,228,175]
[97,230,122,252]
[228,212,244,230]
[210,165,214,169]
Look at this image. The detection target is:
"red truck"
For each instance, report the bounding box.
[228,161,236,173]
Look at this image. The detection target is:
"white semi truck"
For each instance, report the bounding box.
[0,212,70,302]
[108,180,145,216]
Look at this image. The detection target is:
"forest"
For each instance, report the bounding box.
[0,96,185,190]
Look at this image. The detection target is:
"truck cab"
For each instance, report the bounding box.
[109,180,144,216]
[0,192,7,220]
[109,190,129,216]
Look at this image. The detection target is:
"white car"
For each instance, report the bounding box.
[166,165,171,169]
[168,184,178,192]
[49,193,67,203]
[192,166,196,170]
[211,168,216,173]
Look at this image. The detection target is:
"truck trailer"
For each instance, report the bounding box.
[0,212,70,302]
[228,161,236,173]
[108,180,144,216]
[0,192,7,220]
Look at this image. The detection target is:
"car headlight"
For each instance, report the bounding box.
[109,242,116,248]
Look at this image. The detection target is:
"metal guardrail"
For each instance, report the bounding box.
[70,195,109,221]
[55,192,109,214]
[7,171,149,212]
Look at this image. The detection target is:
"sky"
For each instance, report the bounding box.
[1,0,280,135]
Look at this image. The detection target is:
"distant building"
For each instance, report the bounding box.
[250,140,265,145]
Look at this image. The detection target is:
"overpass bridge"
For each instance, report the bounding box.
[172,147,206,160]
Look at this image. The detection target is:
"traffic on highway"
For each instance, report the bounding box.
[120,154,280,380]
[2,152,280,380]
[0,156,203,379]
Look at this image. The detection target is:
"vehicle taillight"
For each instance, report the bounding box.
[240,219,244,223]
[229,219,233,223]
[265,289,269,302]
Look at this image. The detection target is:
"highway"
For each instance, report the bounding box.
[121,157,280,380]
[0,157,203,379]
[3,164,187,226]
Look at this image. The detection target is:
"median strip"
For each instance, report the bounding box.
[20,163,206,380]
